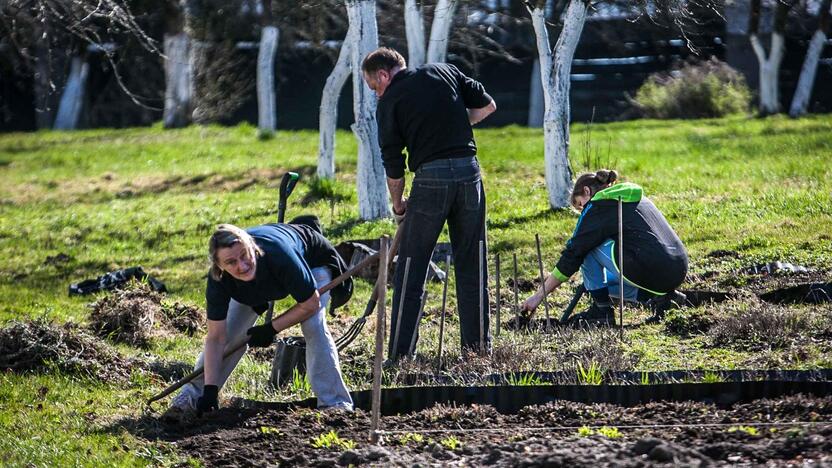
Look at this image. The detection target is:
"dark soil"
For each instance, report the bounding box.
[89,283,203,347]
[146,394,832,466]
[0,319,134,382]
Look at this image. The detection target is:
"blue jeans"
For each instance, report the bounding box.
[390,156,490,358]
[179,266,353,410]
[581,239,639,302]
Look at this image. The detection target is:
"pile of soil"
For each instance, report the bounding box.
[156,394,832,466]
[89,283,203,347]
[0,319,133,382]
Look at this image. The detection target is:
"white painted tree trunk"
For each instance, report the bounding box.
[404,0,426,68]
[257,25,279,136]
[750,32,785,115]
[530,1,587,209]
[54,56,89,130]
[789,29,827,117]
[318,29,353,179]
[528,58,544,127]
[347,0,389,220]
[426,0,457,63]
[163,32,193,128]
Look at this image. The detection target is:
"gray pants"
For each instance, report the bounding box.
[178,266,353,409]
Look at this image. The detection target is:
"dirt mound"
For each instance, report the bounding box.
[0,319,133,382]
[89,283,204,347]
[150,394,832,466]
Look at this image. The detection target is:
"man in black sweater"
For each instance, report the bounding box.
[361,47,497,359]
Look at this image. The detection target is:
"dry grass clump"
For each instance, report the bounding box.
[664,308,716,337]
[708,296,831,351]
[89,281,204,347]
[0,319,134,382]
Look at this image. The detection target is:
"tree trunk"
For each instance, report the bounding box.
[404,0,426,68]
[750,32,785,115]
[53,56,89,130]
[347,0,389,220]
[530,0,587,209]
[257,25,279,136]
[527,58,544,127]
[163,32,193,128]
[318,28,353,179]
[426,0,457,63]
[789,0,831,118]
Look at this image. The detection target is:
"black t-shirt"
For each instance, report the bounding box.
[377,63,493,179]
[205,224,335,321]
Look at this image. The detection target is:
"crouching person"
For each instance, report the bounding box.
[522,170,688,326]
[166,223,353,418]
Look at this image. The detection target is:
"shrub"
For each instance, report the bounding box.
[632,58,751,119]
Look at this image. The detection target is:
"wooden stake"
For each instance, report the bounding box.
[495,253,501,337]
[408,270,431,357]
[618,197,624,340]
[391,257,411,360]
[535,233,551,332]
[513,253,520,330]
[478,239,485,354]
[437,254,451,372]
[370,235,389,443]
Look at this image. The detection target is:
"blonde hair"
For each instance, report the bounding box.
[571,169,618,209]
[208,224,263,281]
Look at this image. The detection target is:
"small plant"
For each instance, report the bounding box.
[702,371,725,383]
[288,368,312,396]
[440,435,461,450]
[397,432,425,446]
[305,176,352,203]
[259,426,283,436]
[577,361,603,385]
[640,371,650,385]
[597,426,622,439]
[311,430,357,450]
[577,426,594,437]
[507,372,543,386]
[727,425,759,436]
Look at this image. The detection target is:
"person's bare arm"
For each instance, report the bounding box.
[203,319,227,386]
[387,176,407,215]
[469,99,497,125]
[521,273,563,312]
[270,290,321,332]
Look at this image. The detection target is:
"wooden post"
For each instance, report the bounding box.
[408,270,430,357]
[618,197,624,340]
[391,257,411,359]
[495,253,501,337]
[437,254,450,372]
[513,253,520,330]
[535,233,551,332]
[370,235,389,443]
[478,239,485,353]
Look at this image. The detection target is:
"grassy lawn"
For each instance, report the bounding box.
[1,115,831,465]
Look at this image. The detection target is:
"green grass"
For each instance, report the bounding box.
[1,115,831,465]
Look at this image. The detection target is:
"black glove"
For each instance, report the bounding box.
[196,385,219,417]
[247,323,278,348]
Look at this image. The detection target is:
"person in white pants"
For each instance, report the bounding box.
[168,223,353,416]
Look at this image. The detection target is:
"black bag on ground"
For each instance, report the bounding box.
[68,266,166,296]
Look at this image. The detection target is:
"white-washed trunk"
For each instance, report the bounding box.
[531,1,587,209]
[750,32,785,115]
[53,56,89,130]
[347,0,389,220]
[426,0,457,63]
[789,29,827,117]
[528,58,544,127]
[163,32,193,128]
[257,25,279,136]
[404,0,426,68]
[318,30,353,179]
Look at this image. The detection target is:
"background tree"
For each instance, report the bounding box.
[257,0,279,137]
[789,0,831,117]
[749,0,797,115]
[318,24,353,180]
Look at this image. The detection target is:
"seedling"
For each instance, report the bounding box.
[397,432,425,446]
[440,435,461,450]
[727,425,759,436]
[507,372,543,386]
[597,426,622,439]
[577,361,603,385]
[702,371,725,383]
[640,371,650,385]
[289,368,311,396]
[311,430,357,450]
[577,426,594,437]
[259,426,283,437]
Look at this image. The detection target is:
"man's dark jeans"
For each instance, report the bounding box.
[389,156,490,359]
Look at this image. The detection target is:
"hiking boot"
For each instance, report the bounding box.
[644,290,687,324]
[161,385,197,423]
[568,302,615,327]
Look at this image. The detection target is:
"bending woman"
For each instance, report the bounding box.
[167,223,353,417]
[523,170,688,325]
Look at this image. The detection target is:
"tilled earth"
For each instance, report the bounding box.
[154,394,832,466]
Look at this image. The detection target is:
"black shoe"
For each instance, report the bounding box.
[644,290,687,323]
[568,302,615,327]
